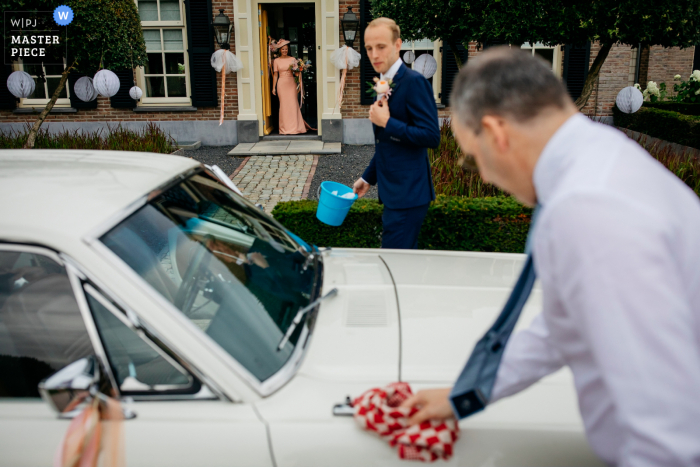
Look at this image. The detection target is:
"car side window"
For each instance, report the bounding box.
[84,286,197,395]
[0,250,94,398]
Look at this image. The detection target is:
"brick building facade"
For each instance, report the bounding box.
[0,0,696,145]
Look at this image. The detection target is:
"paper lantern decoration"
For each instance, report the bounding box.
[7,71,35,98]
[616,86,643,114]
[74,76,98,102]
[92,69,120,98]
[413,54,437,79]
[129,86,143,101]
[403,50,415,64]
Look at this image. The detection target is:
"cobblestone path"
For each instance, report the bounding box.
[230,155,319,213]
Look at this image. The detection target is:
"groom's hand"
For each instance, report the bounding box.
[353,178,370,198]
[369,96,390,128]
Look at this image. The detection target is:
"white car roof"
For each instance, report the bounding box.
[0,150,200,249]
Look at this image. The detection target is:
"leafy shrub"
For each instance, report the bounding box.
[642,102,700,116]
[272,195,532,252]
[0,121,177,153]
[428,121,505,198]
[613,105,700,150]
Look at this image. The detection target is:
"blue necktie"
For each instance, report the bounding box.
[449,206,540,419]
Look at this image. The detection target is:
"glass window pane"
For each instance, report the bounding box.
[28,78,46,99]
[163,29,183,50]
[46,78,68,98]
[100,176,315,382]
[146,76,165,97]
[160,0,181,21]
[164,53,185,74]
[166,76,186,97]
[86,292,191,391]
[145,53,164,75]
[144,29,162,52]
[0,251,94,398]
[138,0,158,21]
[535,48,554,67]
[23,64,42,77]
[44,64,64,76]
[521,42,532,48]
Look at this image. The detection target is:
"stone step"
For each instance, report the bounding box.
[262,134,321,141]
[228,140,340,156]
[176,140,202,150]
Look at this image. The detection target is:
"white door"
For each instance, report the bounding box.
[0,247,272,467]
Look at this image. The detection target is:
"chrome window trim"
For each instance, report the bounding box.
[78,167,322,398]
[83,283,201,395]
[60,254,228,402]
[64,262,122,396]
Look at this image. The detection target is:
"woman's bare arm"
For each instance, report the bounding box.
[272,71,278,95]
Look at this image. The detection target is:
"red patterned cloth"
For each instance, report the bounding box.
[352,382,459,462]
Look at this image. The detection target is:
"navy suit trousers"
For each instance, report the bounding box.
[381,203,430,249]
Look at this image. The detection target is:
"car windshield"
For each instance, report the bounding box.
[100,173,318,382]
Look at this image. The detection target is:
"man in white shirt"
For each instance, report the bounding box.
[401,46,700,466]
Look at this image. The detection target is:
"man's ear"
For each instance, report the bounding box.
[481,115,509,153]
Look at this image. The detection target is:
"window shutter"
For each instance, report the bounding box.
[693,44,700,72]
[440,44,467,107]
[563,43,591,101]
[110,69,137,108]
[184,0,218,107]
[360,0,379,105]
[68,73,98,109]
[0,64,17,110]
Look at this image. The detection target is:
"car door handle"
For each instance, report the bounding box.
[332,396,354,416]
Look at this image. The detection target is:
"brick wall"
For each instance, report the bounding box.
[647,45,695,91]
[0,1,237,124]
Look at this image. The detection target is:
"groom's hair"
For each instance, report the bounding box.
[451,46,572,133]
[366,17,401,42]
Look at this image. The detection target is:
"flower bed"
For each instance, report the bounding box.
[0,121,177,154]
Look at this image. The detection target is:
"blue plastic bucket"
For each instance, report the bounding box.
[316,181,358,226]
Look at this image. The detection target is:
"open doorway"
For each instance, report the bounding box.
[260,3,318,136]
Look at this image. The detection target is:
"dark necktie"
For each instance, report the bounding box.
[449,206,540,418]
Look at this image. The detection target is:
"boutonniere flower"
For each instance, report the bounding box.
[366,77,396,100]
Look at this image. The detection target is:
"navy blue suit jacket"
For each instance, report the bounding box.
[362,63,440,209]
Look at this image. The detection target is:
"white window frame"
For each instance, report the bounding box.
[16,58,71,108]
[521,42,562,76]
[134,0,192,106]
[401,39,442,103]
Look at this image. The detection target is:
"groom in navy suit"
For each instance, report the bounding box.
[353,17,440,249]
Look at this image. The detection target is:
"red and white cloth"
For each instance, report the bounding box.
[352,382,459,462]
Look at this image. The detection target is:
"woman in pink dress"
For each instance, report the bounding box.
[272,41,313,134]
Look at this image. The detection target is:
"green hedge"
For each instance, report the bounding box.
[272,195,533,252]
[642,102,700,116]
[613,105,700,149]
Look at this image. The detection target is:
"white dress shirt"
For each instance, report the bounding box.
[380,57,403,81]
[491,113,700,467]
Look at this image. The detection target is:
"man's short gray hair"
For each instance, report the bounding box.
[450,47,572,132]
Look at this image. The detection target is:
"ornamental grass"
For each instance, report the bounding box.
[0,121,177,154]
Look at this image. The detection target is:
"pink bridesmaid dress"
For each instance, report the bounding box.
[274,57,311,134]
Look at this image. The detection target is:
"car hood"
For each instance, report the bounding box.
[299,248,544,385]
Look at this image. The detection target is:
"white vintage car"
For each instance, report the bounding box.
[0,150,602,467]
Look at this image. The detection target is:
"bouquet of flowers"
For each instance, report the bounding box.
[289,58,312,85]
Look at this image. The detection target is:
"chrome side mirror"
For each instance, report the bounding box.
[38,356,136,419]
[38,356,99,414]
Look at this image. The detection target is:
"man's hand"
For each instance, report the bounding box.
[369,96,390,128]
[353,178,370,198]
[400,387,455,426]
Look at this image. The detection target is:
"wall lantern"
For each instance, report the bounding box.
[341,6,360,48]
[212,9,233,50]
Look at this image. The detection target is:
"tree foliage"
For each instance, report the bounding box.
[369,0,700,108]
